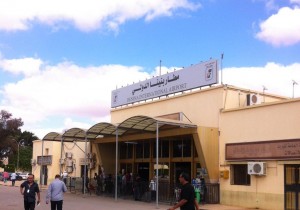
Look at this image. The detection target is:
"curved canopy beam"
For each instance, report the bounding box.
[63,128,87,141]
[42,132,62,142]
[87,122,126,137]
[117,115,197,135]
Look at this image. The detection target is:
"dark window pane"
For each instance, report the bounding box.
[182,137,191,157]
[231,164,250,185]
[120,143,127,159]
[161,141,169,158]
[127,144,133,159]
[136,142,143,158]
[173,140,182,157]
[144,142,150,158]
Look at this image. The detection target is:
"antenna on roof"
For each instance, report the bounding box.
[262,85,268,102]
[159,60,162,76]
[292,80,298,98]
[221,53,224,85]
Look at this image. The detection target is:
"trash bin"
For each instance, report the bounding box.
[195,187,200,203]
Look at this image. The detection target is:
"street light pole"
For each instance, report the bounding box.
[17,139,25,172]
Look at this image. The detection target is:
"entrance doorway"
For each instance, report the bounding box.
[174,162,191,184]
[81,165,89,178]
[40,165,48,185]
[285,165,300,210]
[137,163,149,181]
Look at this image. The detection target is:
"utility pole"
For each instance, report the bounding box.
[292,80,298,98]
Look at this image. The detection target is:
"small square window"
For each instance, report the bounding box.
[230,164,251,186]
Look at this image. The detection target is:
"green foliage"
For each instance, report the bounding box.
[0,110,38,170]
[19,131,38,147]
[4,164,15,173]
[0,110,24,159]
[8,142,33,172]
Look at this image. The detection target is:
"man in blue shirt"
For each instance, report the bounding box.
[46,174,67,210]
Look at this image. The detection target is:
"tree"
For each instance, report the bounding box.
[0,110,24,159]
[9,146,33,172]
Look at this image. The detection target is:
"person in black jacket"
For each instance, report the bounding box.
[168,172,199,210]
[20,174,41,210]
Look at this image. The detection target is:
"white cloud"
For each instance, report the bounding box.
[0,0,201,32]
[0,59,153,137]
[256,6,300,46]
[223,62,300,98]
[1,57,299,139]
[0,57,42,77]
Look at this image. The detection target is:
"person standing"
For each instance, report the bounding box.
[46,174,67,210]
[11,172,17,186]
[169,172,199,210]
[62,171,68,185]
[3,171,9,183]
[200,175,207,204]
[20,173,41,210]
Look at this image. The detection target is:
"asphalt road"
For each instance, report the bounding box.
[0,184,172,210]
[0,181,251,210]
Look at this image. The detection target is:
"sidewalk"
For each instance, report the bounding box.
[0,180,250,210]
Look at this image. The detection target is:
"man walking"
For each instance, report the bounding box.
[46,174,67,210]
[169,172,199,210]
[11,172,17,186]
[20,173,41,210]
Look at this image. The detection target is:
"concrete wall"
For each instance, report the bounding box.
[111,86,224,127]
[219,98,300,209]
[32,140,90,183]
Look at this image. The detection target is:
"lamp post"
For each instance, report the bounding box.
[17,139,25,172]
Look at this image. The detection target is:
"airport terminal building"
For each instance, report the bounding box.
[32,60,300,210]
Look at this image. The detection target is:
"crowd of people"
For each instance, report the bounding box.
[3,168,206,210]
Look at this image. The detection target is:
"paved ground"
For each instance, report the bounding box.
[0,180,253,210]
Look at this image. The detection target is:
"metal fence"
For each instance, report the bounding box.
[65,177,219,204]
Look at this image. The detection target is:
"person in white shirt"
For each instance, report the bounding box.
[62,171,68,185]
[11,172,17,186]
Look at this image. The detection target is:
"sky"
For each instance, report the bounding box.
[0,0,299,139]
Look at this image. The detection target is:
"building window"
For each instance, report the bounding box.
[172,136,192,158]
[153,140,169,158]
[231,164,250,185]
[120,142,133,159]
[135,141,150,159]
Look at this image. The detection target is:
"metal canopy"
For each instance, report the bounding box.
[117,115,197,135]
[62,128,87,141]
[87,122,126,137]
[41,115,196,143]
[39,115,197,201]
[42,132,62,141]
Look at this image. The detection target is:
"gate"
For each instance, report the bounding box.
[285,165,300,210]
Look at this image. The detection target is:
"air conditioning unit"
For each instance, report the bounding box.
[248,162,266,175]
[246,94,261,106]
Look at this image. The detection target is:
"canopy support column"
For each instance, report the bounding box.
[156,122,159,209]
[83,134,88,196]
[60,136,63,176]
[40,139,44,185]
[115,128,119,201]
